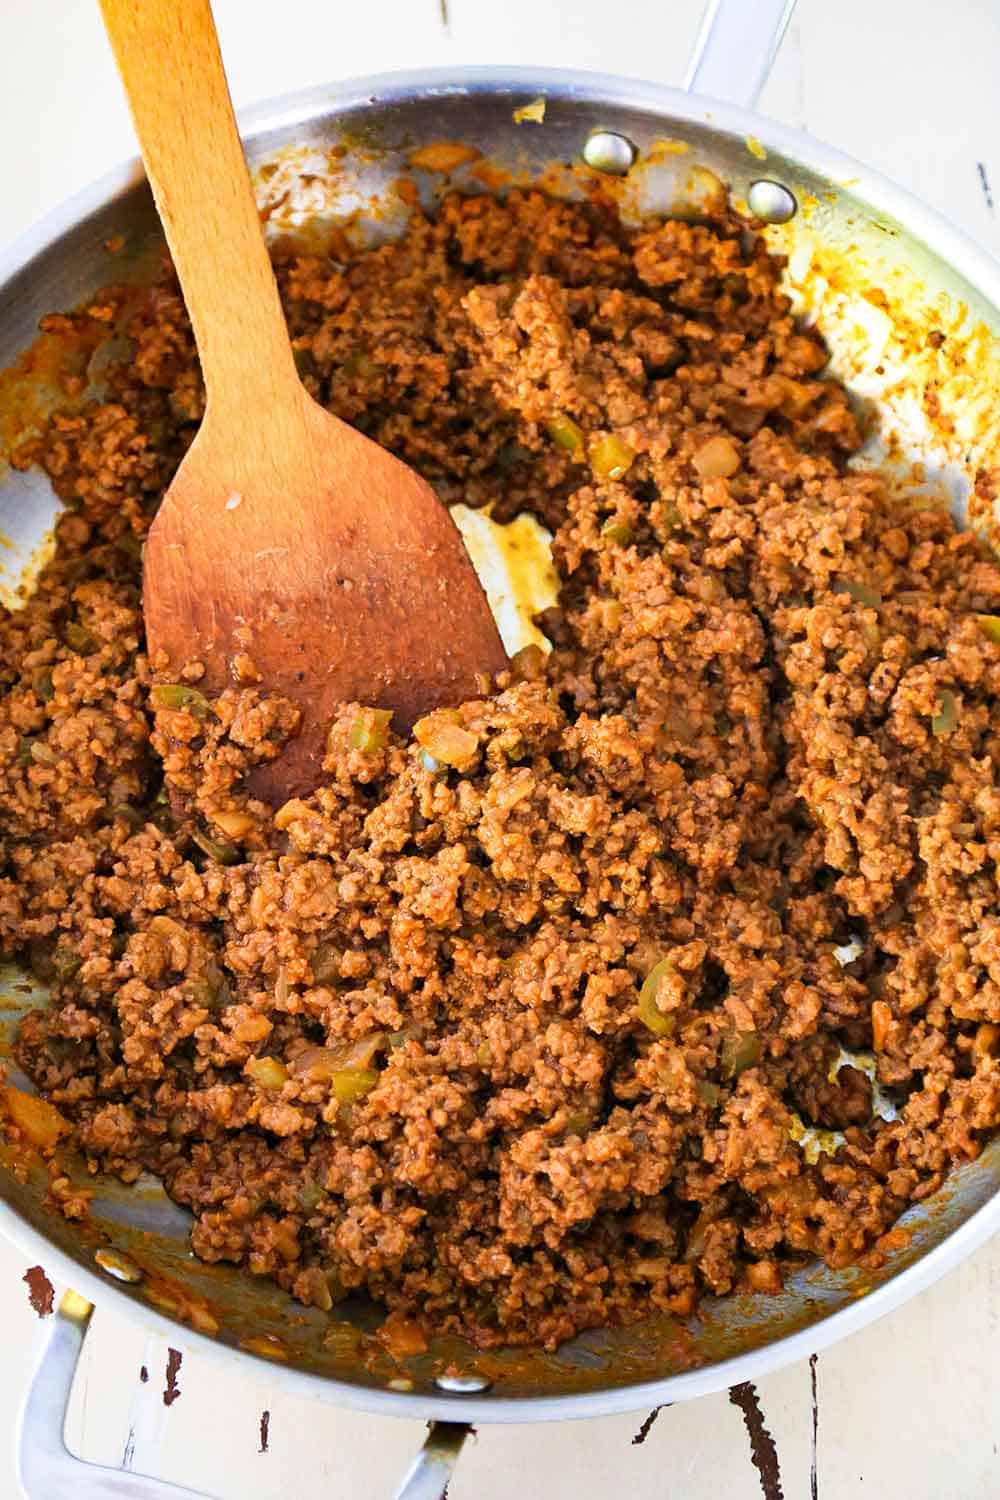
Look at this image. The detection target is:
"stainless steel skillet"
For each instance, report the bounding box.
[2,2,1000,1495]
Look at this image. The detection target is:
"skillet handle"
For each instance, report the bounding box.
[21,1288,467,1500]
[17,1289,212,1500]
[391,1421,471,1500]
[684,0,797,109]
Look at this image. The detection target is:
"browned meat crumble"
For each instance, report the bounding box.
[2,188,1000,1351]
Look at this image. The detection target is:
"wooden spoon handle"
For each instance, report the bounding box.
[98,0,301,429]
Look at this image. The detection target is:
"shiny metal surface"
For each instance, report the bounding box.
[582,129,637,175]
[2,40,1000,1469]
[684,0,799,107]
[389,1423,470,1500]
[747,177,798,223]
[18,1291,212,1499]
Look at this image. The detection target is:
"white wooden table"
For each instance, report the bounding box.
[1,1,998,1494]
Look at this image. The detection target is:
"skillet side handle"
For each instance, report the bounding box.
[391,1421,471,1500]
[684,0,798,109]
[18,1289,210,1500]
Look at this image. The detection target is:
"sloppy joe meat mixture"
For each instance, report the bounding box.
[3,188,1000,1352]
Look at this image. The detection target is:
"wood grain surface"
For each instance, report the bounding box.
[99,0,505,803]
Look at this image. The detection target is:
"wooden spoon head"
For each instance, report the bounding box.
[144,394,507,803]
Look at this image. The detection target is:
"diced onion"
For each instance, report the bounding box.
[833,934,864,966]
[2,1086,68,1149]
[513,97,546,125]
[692,435,740,480]
[413,712,479,768]
[212,809,255,839]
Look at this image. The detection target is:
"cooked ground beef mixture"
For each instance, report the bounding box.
[3,188,1000,1352]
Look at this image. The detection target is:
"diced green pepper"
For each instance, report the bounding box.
[52,946,82,983]
[348,707,393,754]
[192,828,241,865]
[931,688,957,737]
[546,415,584,454]
[115,532,143,560]
[63,622,97,654]
[601,518,634,545]
[298,1180,327,1210]
[331,1068,378,1103]
[150,683,213,718]
[834,579,882,607]
[638,958,677,1037]
[248,1056,288,1089]
[343,350,375,378]
[311,942,340,985]
[720,1029,762,1079]
[975,613,1000,643]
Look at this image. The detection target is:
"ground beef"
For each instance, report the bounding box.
[4,188,1000,1352]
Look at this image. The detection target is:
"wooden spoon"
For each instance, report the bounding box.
[98,0,506,804]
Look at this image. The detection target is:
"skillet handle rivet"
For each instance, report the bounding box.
[583,130,637,175]
[748,179,797,223]
[434,1372,492,1393]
